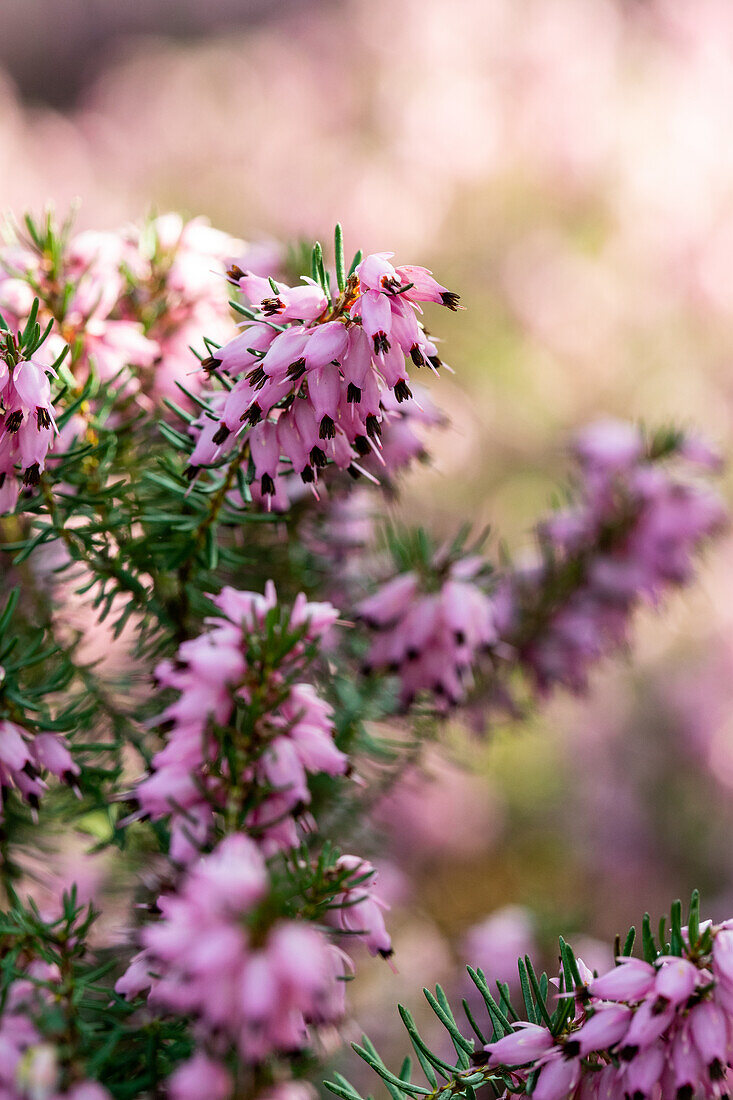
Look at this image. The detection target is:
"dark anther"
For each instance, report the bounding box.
[394,380,412,403]
[347,465,361,480]
[261,296,284,316]
[226,264,244,281]
[200,355,219,372]
[710,1060,726,1081]
[23,463,40,486]
[319,415,335,440]
[372,332,390,355]
[36,407,51,429]
[286,357,306,381]
[247,366,267,390]
[346,383,361,403]
[5,410,23,432]
[212,423,231,445]
[242,402,262,425]
[440,290,461,311]
[300,466,315,484]
[428,354,442,370]
[184,465,200,481]
[410,345,425,367]
[366,414,381,439]
[261,473,276,496]
[354,435,370,456]
[310,446,327,468]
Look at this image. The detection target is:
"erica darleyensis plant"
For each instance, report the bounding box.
[0,211,725,1099]
[331,892,733,1100]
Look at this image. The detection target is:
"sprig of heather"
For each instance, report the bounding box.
[479,895,733,1100]
[355,421,724,712]
[128,583,348,861]
[356,527,496,710]
[116,834,392,1084]
[0,210,243,409]
[186,229,459,507]
[335,893,733,1100]
[496,420,726,695]
[0,891,112,1100]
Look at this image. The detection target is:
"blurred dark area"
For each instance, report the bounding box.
[0,0,318,106]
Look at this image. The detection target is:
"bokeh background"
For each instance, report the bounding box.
[7,0,733,1080]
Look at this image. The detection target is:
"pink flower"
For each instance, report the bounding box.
[653,956,700,1008]
[588,958,656,1002]
[32,734,80,786]
[325,855,392,958]
[689,1000,728,1080]
[564,1005,632,1057]
[484,1023,555,1067]
[620,1044,666,1099]
[167,1053,232,1100]
[531,1052,580,1100]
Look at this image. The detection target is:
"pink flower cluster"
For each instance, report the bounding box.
[0,718,79,818]
[122,213,243,399]
[0,961,109,1100]
[0,963,48,1097]
[483,923,733,1099]
[117,834,352,1062]
[133,582,347,861]
[496,421,726,693]
[0,350,58,512]
[0,214,242,408]
[357,553,496,708]
[187,252,458,506]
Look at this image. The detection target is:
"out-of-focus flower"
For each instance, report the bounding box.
[358,549,495,709]
[463,905,536,990]
[496,422,725,695]
[0,717,78,819]
[325,855,392,958]
[117,834,348,1060]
